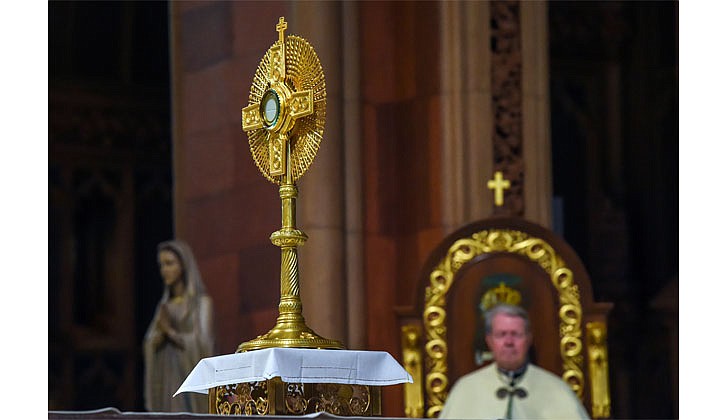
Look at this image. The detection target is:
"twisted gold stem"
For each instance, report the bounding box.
[237,143,343,352]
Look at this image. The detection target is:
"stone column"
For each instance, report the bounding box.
[521,1,553,227]
[292,1,349,346]
[440,1,492,230]
[341,2,366,350]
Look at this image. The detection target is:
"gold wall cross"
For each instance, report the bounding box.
[487,171,511,206]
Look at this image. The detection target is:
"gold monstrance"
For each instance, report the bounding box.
[239,17,344,352]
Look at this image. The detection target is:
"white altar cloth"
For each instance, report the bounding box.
[175,347,413,396]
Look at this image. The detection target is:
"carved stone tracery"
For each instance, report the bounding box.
[490,1,524,216]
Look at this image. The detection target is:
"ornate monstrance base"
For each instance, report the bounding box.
[237,333,344,353]
[209,379,381,416]
[236,299,344,352]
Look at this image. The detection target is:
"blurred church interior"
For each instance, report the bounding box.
[49,1,677,418]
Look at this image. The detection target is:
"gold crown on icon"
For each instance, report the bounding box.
[480,282,522,310]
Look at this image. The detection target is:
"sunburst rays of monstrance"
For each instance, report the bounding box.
[238,17,344,352]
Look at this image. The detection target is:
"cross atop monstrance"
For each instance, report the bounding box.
[276,16,287,38]
[239,17,343,352]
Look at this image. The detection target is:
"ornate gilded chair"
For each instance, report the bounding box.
[397,217,613,418]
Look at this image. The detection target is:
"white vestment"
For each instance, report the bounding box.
[439,363,590,419]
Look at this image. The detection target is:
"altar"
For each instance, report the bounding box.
[175,348,412,416]
[49,409,413,420]
[48,349,412,419]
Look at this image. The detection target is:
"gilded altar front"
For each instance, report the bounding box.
[209,380,381,416]
[175,348,410,417]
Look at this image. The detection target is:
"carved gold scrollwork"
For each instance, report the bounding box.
[213,382,270,415]
[423,229,585,417]
[213,381,373,416]
[242,103,263,130]
[269,45,283,82]
[425,372,448,419]
[289,91,314,118]
[587,321,611,418]
[349,385,371,416]
[402,325,425,418]
[285,383,307,414]
[311,383,346,415]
